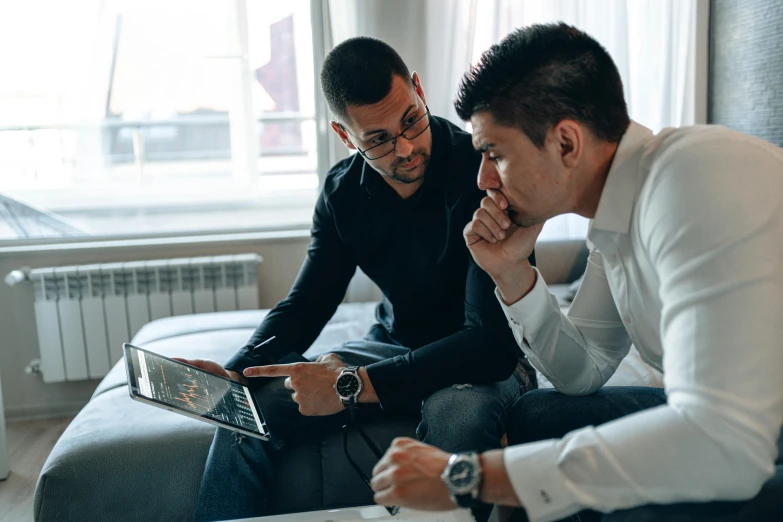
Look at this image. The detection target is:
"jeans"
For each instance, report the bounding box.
[506,388,783,522]
[194,326,521,522]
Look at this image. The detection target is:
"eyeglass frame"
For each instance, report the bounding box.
[341,399,400,516]
[338,105,431,161]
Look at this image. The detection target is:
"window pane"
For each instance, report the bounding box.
[0,0,318,241]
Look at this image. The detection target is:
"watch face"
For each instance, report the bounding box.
[336,373,360,397]
[448,461,476,489]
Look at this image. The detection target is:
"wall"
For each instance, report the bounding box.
[327,0,462,121]
[709,0,783,146]
[0,233,310,420]
[328,0,428,72]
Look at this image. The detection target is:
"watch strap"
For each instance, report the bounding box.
[452,491,479,509]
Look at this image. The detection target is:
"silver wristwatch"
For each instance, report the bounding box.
[440,452,483,508]
[334,366,363,407]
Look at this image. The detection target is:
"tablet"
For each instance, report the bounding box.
[123,343,269,440]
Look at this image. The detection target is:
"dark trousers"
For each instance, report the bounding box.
[194,326,521,522]
[506,388,783,522]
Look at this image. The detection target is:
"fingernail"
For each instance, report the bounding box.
[243,369,251,376]
[498,231,506,239]
[503,220,510,229]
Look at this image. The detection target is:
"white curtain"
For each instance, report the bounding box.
[487,0,698,133]
[319,0,700,242]
[466,0,699,240]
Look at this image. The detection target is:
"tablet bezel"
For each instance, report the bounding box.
[123,343,270,440]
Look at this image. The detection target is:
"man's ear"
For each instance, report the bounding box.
[411,71,427,105]
[553,120,582,168]
[330,121,356,150]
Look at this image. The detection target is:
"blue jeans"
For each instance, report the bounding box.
[506,388,783,522]
[194,327,521,522]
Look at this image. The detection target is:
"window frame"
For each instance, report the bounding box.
[0,0,328,247]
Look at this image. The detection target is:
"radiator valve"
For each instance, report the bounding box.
[4,267,30,287]
[25,359,42,376]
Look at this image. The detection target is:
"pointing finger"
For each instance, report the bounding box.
[244,363,300,378]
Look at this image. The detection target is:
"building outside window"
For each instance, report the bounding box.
[0,0,320,242]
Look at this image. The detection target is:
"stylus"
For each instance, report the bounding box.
[251,336,277,352]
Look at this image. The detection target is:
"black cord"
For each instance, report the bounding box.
[347,398,385,459]
[344,397,399,516]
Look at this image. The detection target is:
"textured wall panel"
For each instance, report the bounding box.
[709,0,783,147]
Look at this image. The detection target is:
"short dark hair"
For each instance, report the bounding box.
[320,37,411,123]
[455,23,630,147]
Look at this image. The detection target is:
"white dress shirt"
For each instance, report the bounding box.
[499,121,783,522]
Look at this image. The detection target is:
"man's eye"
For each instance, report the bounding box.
[488,155,500,162]
[370,135,389,145]
[404,116,417,126]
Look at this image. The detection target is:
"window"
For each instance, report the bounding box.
[0,0,320,242]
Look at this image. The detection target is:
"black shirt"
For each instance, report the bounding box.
[225,116,534,412]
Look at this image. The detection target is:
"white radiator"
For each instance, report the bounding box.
[8,254,262,383]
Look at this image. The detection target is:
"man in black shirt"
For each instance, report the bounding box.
[182,37,534,521]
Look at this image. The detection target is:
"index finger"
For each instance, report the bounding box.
[172,357,201,367]
[243,363,300,378]
[486,189,509,210]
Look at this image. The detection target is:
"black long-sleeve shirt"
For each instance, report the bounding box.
[225,116,535,412]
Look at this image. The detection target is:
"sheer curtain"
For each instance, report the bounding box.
[427,0,700,240]
[319,0,700,241]
[482,0,698,133]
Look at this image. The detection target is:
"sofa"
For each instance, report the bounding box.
[34,240,593,522]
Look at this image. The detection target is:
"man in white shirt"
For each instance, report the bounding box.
[369,23,783,521]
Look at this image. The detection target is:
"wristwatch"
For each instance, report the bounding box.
[440,452,483,508]
[334,366,363,407]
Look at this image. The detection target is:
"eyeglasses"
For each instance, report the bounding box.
[342,401,400,516]
[342,106,431,161]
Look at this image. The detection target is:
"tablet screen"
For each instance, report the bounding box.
[125,344,267,436]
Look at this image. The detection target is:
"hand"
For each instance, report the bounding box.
[464,191,543,303]
[371,437,456,511]
[242,353,346,416]
[172,358,248,386]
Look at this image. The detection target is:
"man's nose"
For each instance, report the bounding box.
[477,157,500,190]
[395,136,415,158]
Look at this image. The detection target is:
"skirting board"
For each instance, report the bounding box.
[4,399,88,422]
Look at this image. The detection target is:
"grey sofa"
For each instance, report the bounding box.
[34,240,588,522]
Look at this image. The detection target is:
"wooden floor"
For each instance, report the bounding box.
[0,417,73,522]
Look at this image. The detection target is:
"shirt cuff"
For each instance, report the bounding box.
[495,267,554,339]
[504,441,582,522]
[364,356,413,412]
[224,348,255,374]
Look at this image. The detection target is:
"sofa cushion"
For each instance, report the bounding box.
[36,386,215,522]
[36,302,416,522]
[36,384,418,522]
